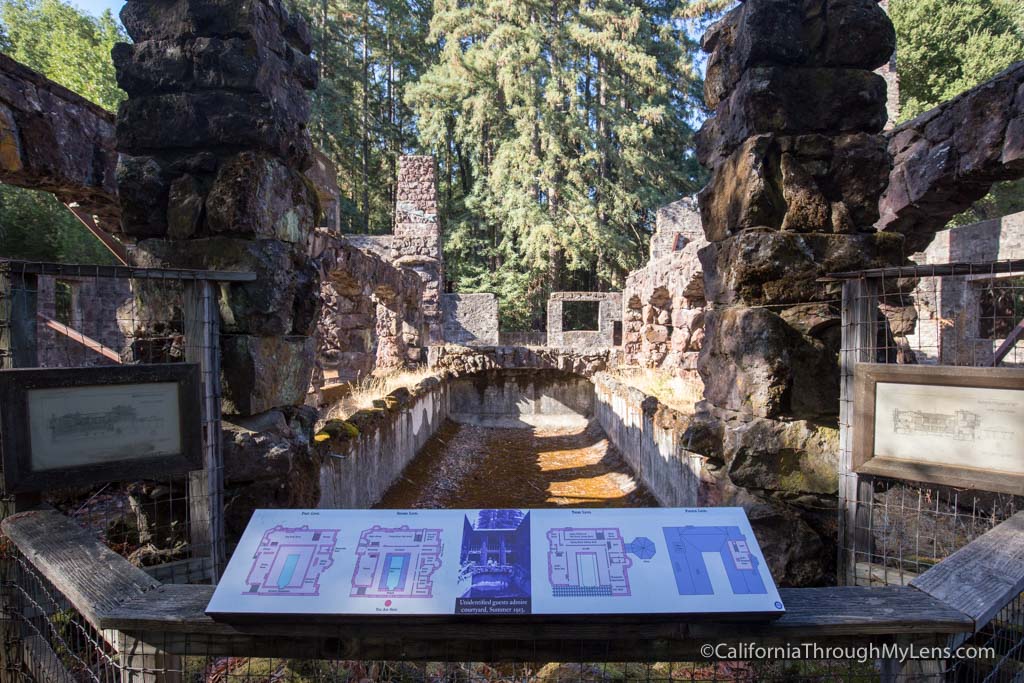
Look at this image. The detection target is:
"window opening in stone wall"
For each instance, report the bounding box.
[613,321,623,346]
[978,275,1024,339]
[562,300,600,331]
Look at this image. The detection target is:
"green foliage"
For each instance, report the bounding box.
[0,185,115,263]
[0,0,127,111]
[0,0,124,264]
[890,0,1024,228]
[408,0,709,328]
[290,0,432,234]
[890,0,1024,122]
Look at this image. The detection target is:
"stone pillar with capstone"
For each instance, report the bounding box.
[691,0,905,584]
[112,0,324,535]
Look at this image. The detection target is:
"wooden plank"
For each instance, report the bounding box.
[992,317,1024,366]
[838,278,878,585]
[19,633,78,683]
[855,561,919,587]
[182,280,225,580]
[63,202,129,266]
[8,272,38,368]
[100,584,972,662]
[0,259,256,283]
[0,268,11,371]
[910,511,1024,631]
[37,311,123,362]
[823,259,1024,282]
[0,508,159,632]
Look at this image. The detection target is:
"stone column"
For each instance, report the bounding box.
[697,0,902,422]
[691,0,904,583]
[392,156,444,344]
[112,0,323,534]
[113,0,321,417]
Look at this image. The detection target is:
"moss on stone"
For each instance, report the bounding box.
[314,419,360,443]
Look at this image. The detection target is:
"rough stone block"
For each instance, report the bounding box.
[205,151,318,243]
[116,155,170,237]
[166,173,205,239]
[114,37,317,99]
[722,417,839,495]
[116,91,312,169]
[698,135,785,241]
[698,307,839,419]
[699,230,905,306]
[702,0,895,108]
[134,237,316,336]
[121,0,312,57]
[697,67,887,164]
[221,334,315,416]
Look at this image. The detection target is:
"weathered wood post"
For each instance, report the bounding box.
[838,277,878,585]
[183,278,225,580]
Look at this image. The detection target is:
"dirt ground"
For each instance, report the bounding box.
[377,419,657,509]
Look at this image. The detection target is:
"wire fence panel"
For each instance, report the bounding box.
[837,262,1024,591]
[0,260,227,586]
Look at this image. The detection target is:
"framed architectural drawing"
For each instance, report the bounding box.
[853,363,1024,495]
[0,364,202,493]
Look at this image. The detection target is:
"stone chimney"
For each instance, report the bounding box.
[392,156,444,344]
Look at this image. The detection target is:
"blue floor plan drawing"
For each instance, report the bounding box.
[350,525,443,599]
[244,525,339,597]
[662,526,767,596]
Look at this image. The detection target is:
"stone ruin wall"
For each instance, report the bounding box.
[392,156,445,344]
[676,0,903,584]
[34,275,131,368]
[0,53,120,227]
[903,211,1024,367]
[311,231,426,391]
[876,61,1024,252]
[340,155,502,350]
[111,0,326,532]
[441,293,499,346]
[622,198,708,388]
[546,291,622,349]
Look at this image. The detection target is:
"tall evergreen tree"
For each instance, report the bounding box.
[291,0,432,234]
[408,0,708,328]
[890,0,1024,226]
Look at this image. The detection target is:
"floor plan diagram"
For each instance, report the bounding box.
[546,527,632,597]
[662,526,767,596]
[350,525,443,599]
[244,525,339,597]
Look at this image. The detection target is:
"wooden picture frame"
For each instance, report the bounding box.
[0,364,203,493]
[853,363,1024,496]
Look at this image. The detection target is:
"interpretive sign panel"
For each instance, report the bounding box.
[0,364,202,493]
[206,507,785,620]
[853,363,1024,495]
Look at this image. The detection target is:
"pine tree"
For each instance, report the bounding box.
[291,0,432,234]
[408,0,708,329]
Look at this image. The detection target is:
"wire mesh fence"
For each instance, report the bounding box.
[836,261,1024,590]
[0,259,228,585]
